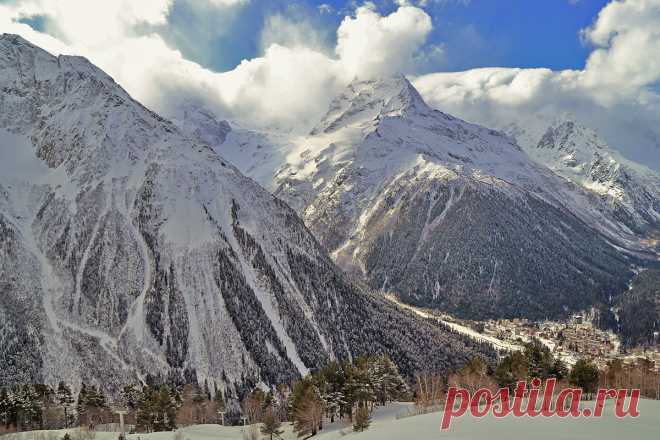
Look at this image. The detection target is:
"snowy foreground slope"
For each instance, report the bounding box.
[214,77,656,320]
[0,35,493,392]
[7,399,659,440]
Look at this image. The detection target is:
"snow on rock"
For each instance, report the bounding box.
[508,117,660,235]
[181,77,658,320]
[261,77,655,320]
[0,34,494,394]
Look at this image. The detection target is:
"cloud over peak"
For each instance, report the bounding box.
[1,0,660,168]
[1,1,436,129]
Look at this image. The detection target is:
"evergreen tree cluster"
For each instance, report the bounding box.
[135,385,179,433]
[0,382,79,432]
[286,355,406,437]
[0,379,230,434]
[494,339,568,390]
[614,269,660,347]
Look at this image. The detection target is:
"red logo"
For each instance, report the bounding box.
[441,378,640,430]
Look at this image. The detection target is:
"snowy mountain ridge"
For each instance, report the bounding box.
[520,118,660,234]
[0,34,492,393]
[207,77,654,320]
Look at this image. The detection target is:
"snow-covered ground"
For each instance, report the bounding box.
[384,294,523,353]
[5,400,658,440]
[335,398,660,440]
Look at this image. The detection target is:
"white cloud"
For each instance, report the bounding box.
[12,0,172,45]
[1,1,434,129]
[318,3,333,14]
[260,14,330,53]
[581,0,660,96]
[336,5,432,78]
[2,0,660,169]
[413,0,660,170]
[207,0,249,5]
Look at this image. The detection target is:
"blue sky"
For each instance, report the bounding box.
[162,0,611,73]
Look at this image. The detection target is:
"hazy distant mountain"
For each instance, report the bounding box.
[505,118,660,235]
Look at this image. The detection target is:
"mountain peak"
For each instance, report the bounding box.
[174,104,232,147]
[537,118,609,155]
[1,33,33,46]
[1,33,121,93]
[310,75,430,135]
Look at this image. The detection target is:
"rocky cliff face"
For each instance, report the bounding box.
[0,35,493,393]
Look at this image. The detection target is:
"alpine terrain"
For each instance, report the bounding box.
[0,35,495,394]
[506,118,660,236]
[212,77,656,320]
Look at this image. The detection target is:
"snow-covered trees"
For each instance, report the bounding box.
[77,383,109,428]
[614,269,660,347]
[286,355,408,437]
[56,382,75,428]
[0,383,76,431]
[372,356,409,406]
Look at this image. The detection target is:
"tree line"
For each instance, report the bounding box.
[0,355,405,437]
[0,379,228,435]
[1,345,658,437]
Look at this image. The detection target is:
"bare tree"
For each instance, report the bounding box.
[241,395,264,425]
[242,424,259,440]
[293,396,324,438]
[414,372,444,410]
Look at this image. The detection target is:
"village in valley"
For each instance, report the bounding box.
[384,294,660,374]
[476,314,660,372]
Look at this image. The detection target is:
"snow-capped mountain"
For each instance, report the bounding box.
[508,119,660,235]
[0,35,493,393]
[220,77,651,321]
[175,109,296,190]
[175,104,232,148]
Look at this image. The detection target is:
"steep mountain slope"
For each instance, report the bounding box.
[0,35,493,393]
[253,77,652,320]
[613,269,660,347]
[508,119,660,235]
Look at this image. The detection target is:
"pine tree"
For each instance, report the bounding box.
[494,352,528,390]
[203,380,211,401]
[352,405,371,432]
[524,339,555,380]
[291,381,323,438]
[322,392,344,424]
[373,356,408,405]
[260,408,283,440]
[56,382,74,428]
[0,388,10,428]
[569,359,600,399]
[15,385,42,430]
[120,385,140,411]
[77,383,88,424]
[137,385,179,432]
